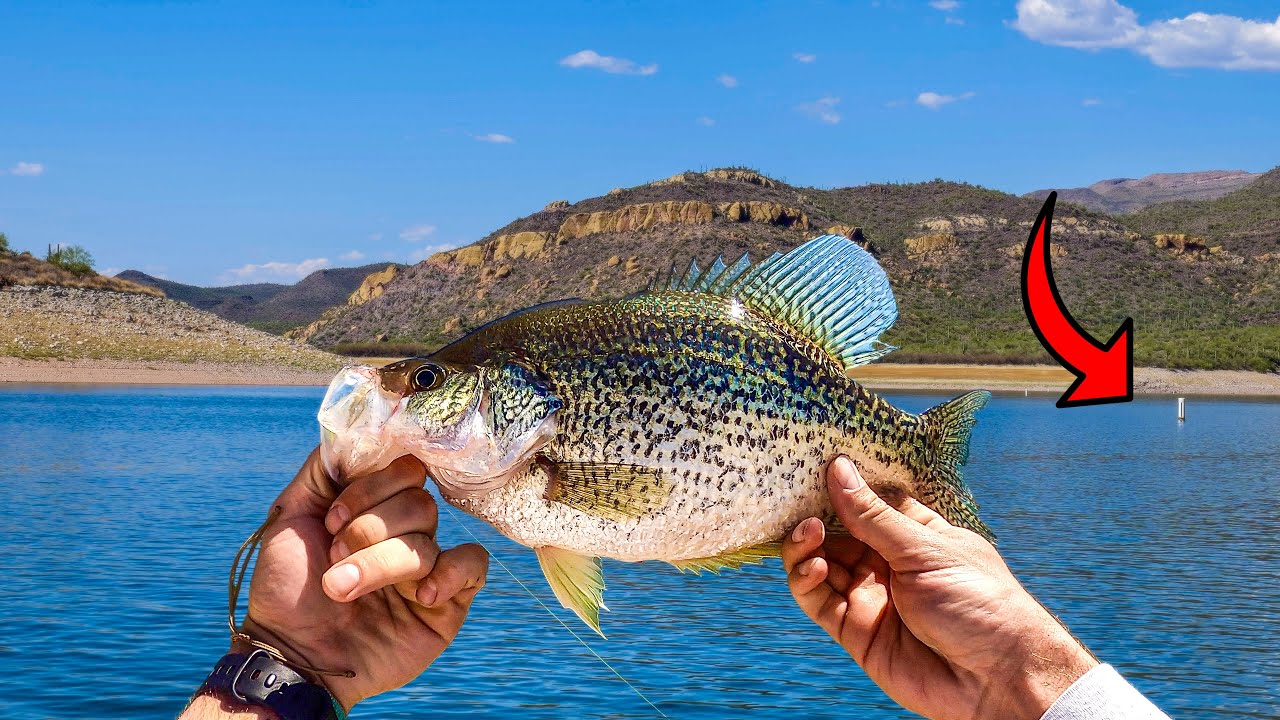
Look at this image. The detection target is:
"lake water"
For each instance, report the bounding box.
[1,385,1277,719]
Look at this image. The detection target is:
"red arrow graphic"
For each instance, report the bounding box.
[1021,193,1133,408]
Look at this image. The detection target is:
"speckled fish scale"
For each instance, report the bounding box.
[430,234,993,635]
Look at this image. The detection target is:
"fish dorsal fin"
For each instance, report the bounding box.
[667,541,782,575]
[544,461,671,521]
[535,546,608,637]
[652,234,898,369]
[432,299,585,364]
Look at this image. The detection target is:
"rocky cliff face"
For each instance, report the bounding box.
[346,264,398,305]
[425,198,810,272]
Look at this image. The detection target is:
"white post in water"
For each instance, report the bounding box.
[1177,397,1185,422]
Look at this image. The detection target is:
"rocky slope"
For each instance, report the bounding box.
[303,167,1280,372]
[3,252,163,296]
[1025,170,1261,214]
[119,263,402,334]
[0,285,340,370]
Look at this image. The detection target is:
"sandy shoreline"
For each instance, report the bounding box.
[855,364,1280,397]
[0,357,334,387]
[2,357,1277,397]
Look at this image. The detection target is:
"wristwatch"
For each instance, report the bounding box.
[198,649,346,720]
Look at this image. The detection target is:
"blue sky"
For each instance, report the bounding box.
[1,0,1277,286]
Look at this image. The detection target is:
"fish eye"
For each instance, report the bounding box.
[411,363,447,392]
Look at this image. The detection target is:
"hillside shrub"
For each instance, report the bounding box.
[47,245,94,276]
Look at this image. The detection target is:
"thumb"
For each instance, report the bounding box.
[273,446,342,520]
[827,456,933,569]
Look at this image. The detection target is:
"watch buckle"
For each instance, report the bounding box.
[230,648,271,703]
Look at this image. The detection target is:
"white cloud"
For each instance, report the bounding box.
[930,0,960,10]
[1082,97,1103,106]
[793,52,817,63]
[916,90,976,109]
[472,132,515,144]
[102,267,121,278]
[796,96,841,124]
[399,224,437,242]
[559,49,657,76]
[221,258,331,284]
[4,162,45,176]
[340,250,366,262]
[367,232,384,242]
[697,116,716,126]
[1013,0,1280,71]
[716,74,739,88]
[946,16,966,25]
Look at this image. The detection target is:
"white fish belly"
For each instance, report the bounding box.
[450,419,912,562]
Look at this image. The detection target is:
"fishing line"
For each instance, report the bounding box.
[440,503,669,719]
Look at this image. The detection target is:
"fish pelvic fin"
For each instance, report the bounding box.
[668,541,782,575]
[919,390,996,544]
[652,234,898,370]
[535,546,608,637]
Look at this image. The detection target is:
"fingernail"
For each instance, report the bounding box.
[833,456,864,491]
[418,580,438,607]
[326,504,350,534]
[797,559,812,576]
[326,563,360,598]
[332,540,350,563]
[792,521,807,543]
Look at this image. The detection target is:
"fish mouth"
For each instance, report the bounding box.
[318,365,404,482]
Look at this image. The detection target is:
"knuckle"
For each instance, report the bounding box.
[342,514,387,549]
[407,532,441,565]
[857,495,895,526]
[404,487,437,513]
[391,454,427,479]
[357,547,395,578]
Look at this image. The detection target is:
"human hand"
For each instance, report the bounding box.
[241,448,489,711]
[784,456,1098,720]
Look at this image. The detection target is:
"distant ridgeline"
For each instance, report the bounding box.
[113,166,1277,373]
[118,263,403,335]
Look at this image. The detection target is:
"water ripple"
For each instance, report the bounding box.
[0,388,1276,719]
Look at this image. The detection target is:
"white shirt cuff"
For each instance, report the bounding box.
[1040,664,1170,720]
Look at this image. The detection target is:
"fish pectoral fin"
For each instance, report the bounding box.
[668,541,782,576]
[534,546,608,637]
[544,461,670,521]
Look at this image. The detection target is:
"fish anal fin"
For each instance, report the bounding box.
[544,460,670,521]
[534,546,607,637]
[668,541,782,575]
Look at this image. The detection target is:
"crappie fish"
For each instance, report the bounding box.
[319,234,992,634]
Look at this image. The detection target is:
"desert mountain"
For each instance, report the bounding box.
[1025,170,1262,215]
[119,263,402,334]
[300,168,1280,372]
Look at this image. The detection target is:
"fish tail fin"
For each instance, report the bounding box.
[919,390,995,543]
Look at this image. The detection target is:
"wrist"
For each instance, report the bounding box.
[984,604,1099,720]
[183,692,279,719]
[238,618,357,711]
